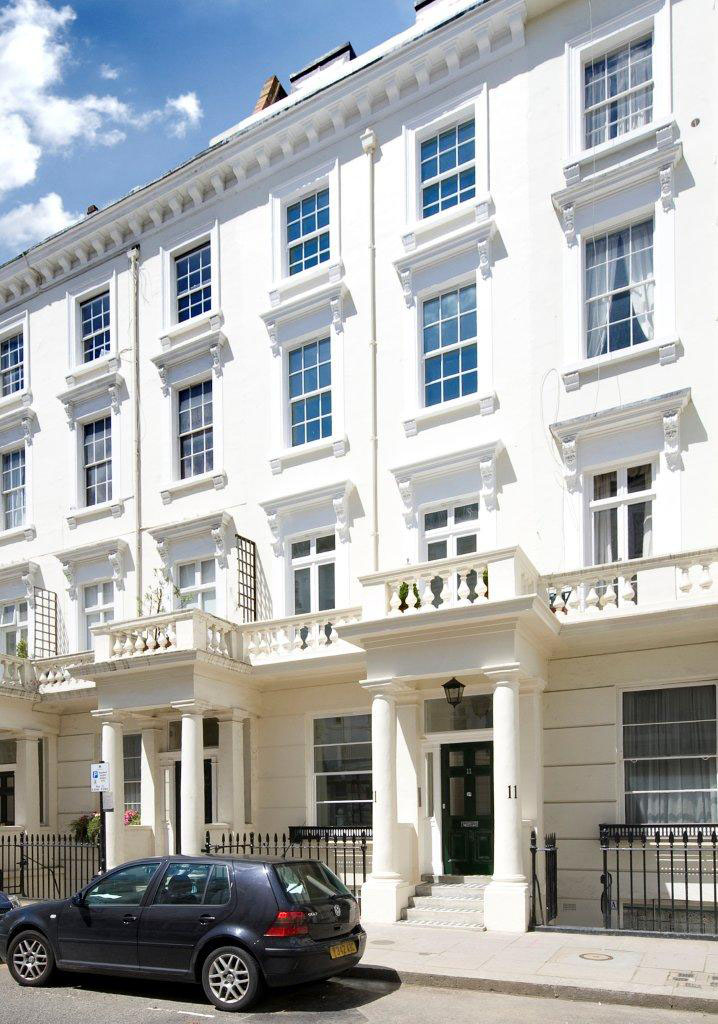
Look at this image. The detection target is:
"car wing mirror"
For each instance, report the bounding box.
[70,891,85,907]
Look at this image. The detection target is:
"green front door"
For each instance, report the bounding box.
[441,742,493,875]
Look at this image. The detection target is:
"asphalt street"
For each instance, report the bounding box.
[0,964,713,1024]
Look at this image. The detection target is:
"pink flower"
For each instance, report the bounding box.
[124,809,139,826]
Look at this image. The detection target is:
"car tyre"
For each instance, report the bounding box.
[7,929,55,987]
[201,944,261,1012]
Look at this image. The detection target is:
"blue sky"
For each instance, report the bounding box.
[0,0,412,263]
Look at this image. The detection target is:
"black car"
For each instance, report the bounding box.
[0,892,21,917]
[0,855,365,1012]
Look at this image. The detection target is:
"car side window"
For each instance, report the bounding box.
[153,862,230,906]
[84,863,158,907]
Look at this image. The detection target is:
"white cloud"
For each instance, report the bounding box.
[0,191,79,248]
[0,0,204,200]
[165,92,203,138]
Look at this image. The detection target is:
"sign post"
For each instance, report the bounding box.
[91,762,110,873]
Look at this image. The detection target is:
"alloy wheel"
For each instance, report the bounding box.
[207,952,251,1005]
[12,937,48,981]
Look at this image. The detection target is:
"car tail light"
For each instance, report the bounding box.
[264,910,309,937]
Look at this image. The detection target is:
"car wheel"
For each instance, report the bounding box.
[201,944,261,1012]
[7,930,55,987]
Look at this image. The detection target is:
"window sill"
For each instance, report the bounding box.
[65,354,120,390]
[0,523,35,544]
[565,120,675,179]
[268,261,343,312]
[401,194,493,256]
[161,469,227,505]
[269,435,348,475]
[561,336,681,392]
[160,309,223,347]
[403,393,497,437]
[67,499,124,530]
[0,388,33,433]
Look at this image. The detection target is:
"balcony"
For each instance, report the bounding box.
[91,609,244,663]
[542,548,718,621]
[3,546,718,691]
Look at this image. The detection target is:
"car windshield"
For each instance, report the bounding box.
[274,861,352,905]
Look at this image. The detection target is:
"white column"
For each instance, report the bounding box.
[217,716,244,831]
[101,718,125,869]
[140,726,162,849]
[360,683,414,922]
[483,676,529,932]
[180,711,204,855]
[15,735,41,832]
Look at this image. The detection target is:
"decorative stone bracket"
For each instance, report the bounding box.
[261,480,354,558]
[60,541,127,600]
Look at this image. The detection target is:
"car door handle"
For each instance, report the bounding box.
[123,914,138,924]
[199,915,216,924]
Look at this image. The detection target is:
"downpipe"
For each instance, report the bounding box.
[361,128,379,572]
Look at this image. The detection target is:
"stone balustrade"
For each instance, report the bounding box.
[542,548,718,621]
[242,607,362,663]
[358,546,540,620]
[92,609,241,662]
[33,653,95,694]
[0,653,34,693]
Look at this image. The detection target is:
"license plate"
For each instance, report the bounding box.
[329,940,357,959]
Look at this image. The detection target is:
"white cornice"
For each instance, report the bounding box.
[57,364,123,425]
[552,122,682,244]
[151,320,226,392]
[0,0,527,314]
[391,441,503,522]
[149,510,233,570]
[58,538,129,598]
[260,480,354,555]
[261,277,348,353]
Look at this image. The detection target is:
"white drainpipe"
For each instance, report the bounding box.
[361,127,379,572]
[127,245,142,612]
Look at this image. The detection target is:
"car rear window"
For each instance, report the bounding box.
[274,861,352,905]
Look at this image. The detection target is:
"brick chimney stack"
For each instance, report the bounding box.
[254,75,288,113]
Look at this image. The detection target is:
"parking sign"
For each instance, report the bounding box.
[91,762,110,793]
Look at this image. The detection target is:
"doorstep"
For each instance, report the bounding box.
[348,923,718,1013]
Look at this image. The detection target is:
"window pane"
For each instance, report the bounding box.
[317,562,335,612]
[205,864,231,905]
[85,863,158,906]
[624,685,716,727]
[424,509,448,531]
[593,507,618,564]
[316,773,372,802]
[455,502,478,523]
[627,464,652,492]
[203,717,219,747]
[593,471,617,500]
[425,695,493,732]
[294,567,311,615]
[627,500,651,559]
[314,715,371,745]
[316,534,336,554]
[155,862,212,905]
[314,743,372,773]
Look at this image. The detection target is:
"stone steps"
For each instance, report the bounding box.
[400,875,489,930]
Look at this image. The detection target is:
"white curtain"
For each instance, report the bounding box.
[629,221,654,344]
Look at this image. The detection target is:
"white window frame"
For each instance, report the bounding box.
[403,267,494,435]
[269,159,340,290]
[403,86,489,238]
[561,199,676,388]
[305,709,372,829]
[174,556,217,614]
[82,579,114,651]
[0,446,26,533]
[0,599,28,656]
[286,336,332,450]
[418,279,479,411]
[66,269,119,373]
[0,310,30,409]
[67,399,123,525]
[82,415,113,508]
[565,0,672,162]
[269,318,347,474]
[160,220,221,335]
[176,377,214,481]
[420,496,480,563]
[123,733,142,815]
[0,431,33,543]
[617,680,718,827]
[586,459,657,567]
[288,531,337,616]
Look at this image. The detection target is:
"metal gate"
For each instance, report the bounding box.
[0,832,101,900]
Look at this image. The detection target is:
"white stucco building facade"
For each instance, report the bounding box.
[0,0,716,934]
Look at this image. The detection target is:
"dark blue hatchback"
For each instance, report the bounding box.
[0,855,365,1012]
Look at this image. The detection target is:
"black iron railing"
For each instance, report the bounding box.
[600,824,718,935]
[529,830,558,928]
[0,832,101,899]
[203,829,371,903]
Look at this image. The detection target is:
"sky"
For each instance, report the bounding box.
[0,0,412,263]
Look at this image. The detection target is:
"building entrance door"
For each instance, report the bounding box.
[441,741,492,875]
[0,771,14,825]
